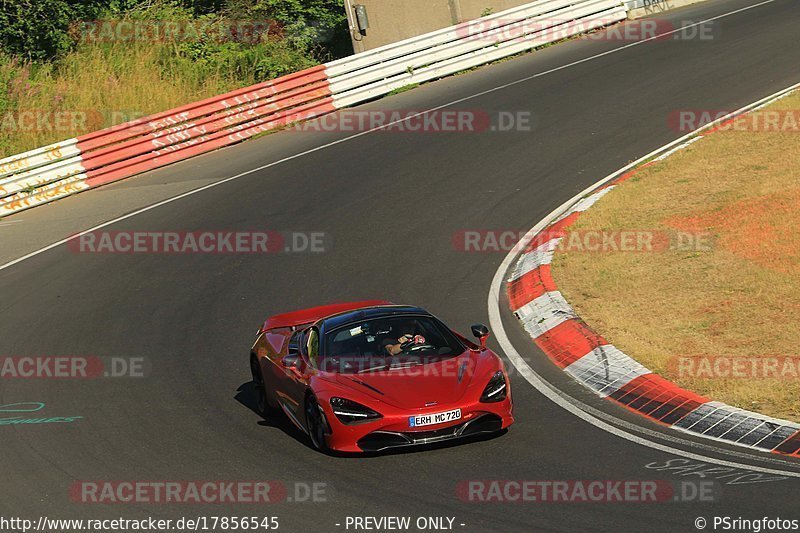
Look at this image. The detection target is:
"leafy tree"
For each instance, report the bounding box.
[0,0,349,61]
[223,0,348,59]
[0,0,113,60]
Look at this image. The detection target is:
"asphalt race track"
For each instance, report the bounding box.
[1,0,799,531]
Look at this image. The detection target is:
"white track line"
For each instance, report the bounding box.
[488,81,800,476]
[1,0,796,473]
[0,0,778,273]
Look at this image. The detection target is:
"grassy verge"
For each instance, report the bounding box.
[551,90,800,422]
[0,42,311,158]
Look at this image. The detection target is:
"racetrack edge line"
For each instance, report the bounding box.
[0,0,778,273]
[487,80,800,477]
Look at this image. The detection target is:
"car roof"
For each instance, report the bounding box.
[320,305,433,332]
[263,300,393,331]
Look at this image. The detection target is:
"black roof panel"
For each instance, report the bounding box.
[320,305,432,331]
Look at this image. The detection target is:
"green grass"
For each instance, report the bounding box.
[387,83,419,96]
[0,6,322,158]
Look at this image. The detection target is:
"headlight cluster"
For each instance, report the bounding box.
[480,371,508,403]
[330,397,382,424]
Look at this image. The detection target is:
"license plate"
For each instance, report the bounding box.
[409,408,461,428]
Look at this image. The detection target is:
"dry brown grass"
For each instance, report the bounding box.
[0,43,249,157]
[0,10,320,159]
[551,91,800,421]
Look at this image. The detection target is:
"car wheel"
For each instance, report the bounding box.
[304,395,330,453]
[250,356,276,418]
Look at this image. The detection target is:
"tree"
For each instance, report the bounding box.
[0,0,114,60]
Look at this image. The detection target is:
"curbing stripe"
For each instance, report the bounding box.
[552,186,617,224]
[514,291,577,339]
[508,238,561,282]
[535,319,607,368]
[507,265,558,310]
[731,422,779,447]
[1,0,627,216]
[506,83,800,458]
[525,213,581,253]
[564,345,650,397]
[775,431,800,456]
[754,426,800,452]
[725,417,769,444]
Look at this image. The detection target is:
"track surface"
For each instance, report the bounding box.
[1,0,799,530]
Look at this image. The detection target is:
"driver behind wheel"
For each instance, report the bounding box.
[380,320,426,356]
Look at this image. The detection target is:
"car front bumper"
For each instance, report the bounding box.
[322,396,514,453]
[355,412,506,452]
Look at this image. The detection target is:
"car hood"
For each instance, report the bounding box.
[333,351,487,409]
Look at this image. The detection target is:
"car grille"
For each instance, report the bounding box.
[357,414,503,452]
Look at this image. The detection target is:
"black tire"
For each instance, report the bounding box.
[304,394,330,453]
[250,356,276,418]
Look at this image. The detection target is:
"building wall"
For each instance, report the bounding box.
[344,0,534,53]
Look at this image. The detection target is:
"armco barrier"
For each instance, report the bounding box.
[0,66,334,213]
[0,0,625,215]
[325,0,626,107]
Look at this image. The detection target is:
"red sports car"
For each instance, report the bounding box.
[249,301,514,453]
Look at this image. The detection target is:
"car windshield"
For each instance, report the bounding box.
[320,315,465,374]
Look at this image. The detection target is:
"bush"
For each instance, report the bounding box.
[0,0,348,63]
[0,0,349,156]
[0,0,112,61]
[223,0,348,60]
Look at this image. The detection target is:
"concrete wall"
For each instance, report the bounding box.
[625,0,709,18]
[344,0,534,52]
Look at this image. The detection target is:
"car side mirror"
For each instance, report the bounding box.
[471,324,490,348]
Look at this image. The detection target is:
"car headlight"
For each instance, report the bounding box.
[480,371,507,403]
[330,397,382,424]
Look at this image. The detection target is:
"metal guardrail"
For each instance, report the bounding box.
[0,0,625,215]
[326,0,625,107]
[0,66,333,213]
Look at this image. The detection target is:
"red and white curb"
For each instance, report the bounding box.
[0,0,626,216]
[506,83,800,458]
